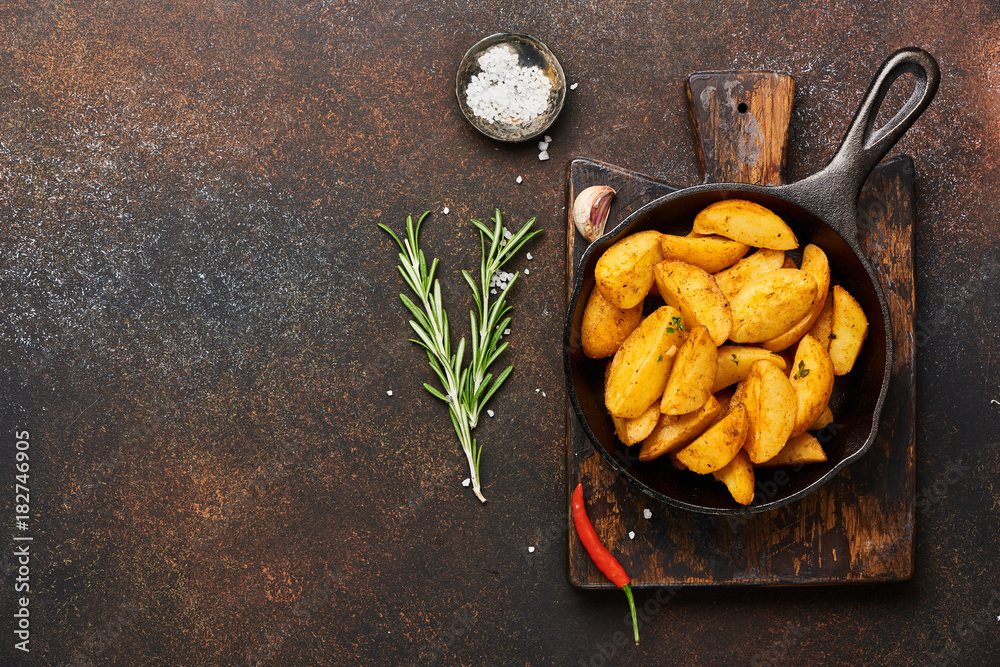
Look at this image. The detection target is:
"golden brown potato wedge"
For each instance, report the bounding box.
[653,260,732,346]
[668,452,688,471]
[604,306,685,418]
[742,360,797,464]
[809,405,834,431]
[675,403,749,474]
[638,395,722,461]
[756,433,828,468]
[581,287,644,359]
[691,199,798,250]
[781,256,797,269]
[729,269,818,343]
[613,402,661,445]
[659,234,750,273]
[829,285,869,375]
[714,345,788,392]
[760,244,832,351]
[712,449,755,505]
[788,334,835,436]
[714,386,736,414]
[808,291,835,351]
[660,325,718,415]
[594,230,664,309]
[713,248,786,301]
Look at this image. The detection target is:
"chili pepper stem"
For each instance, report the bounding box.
[622,583,639,644]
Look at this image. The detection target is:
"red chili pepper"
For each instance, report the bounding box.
[572,482,639,644]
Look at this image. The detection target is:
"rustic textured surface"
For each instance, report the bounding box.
[0,1,997,665]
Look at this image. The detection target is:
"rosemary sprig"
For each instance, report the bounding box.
[379,210,540,503]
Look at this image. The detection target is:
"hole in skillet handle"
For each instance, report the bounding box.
[737,102,748,114]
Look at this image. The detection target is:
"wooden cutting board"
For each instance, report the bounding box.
[565,71,916,587]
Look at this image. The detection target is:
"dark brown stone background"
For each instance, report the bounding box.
[0,1,997,665]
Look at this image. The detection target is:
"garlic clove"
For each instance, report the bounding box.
[572,185,616,243]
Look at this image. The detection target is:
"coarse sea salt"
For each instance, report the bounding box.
[643,509,652,519]
[465,44,553,124]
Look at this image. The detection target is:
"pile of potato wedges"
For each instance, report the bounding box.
[581,199,868,505]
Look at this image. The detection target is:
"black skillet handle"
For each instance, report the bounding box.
[781,48,940,238]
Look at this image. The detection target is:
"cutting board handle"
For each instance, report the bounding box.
[686,71,795,186]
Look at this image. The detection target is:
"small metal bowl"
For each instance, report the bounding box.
[456,32,566,143]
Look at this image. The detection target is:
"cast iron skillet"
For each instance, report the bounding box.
[565,48,940,515]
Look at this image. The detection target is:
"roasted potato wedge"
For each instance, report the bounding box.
[659,233,750,273]
[741,360,797,464]
[594,230,664,309]
[653,260,732,346]
[675,403,749,474]
[712,449,755,505]
[756,433,828,468]
[660,325,718,415]
[714,345,788,392]
[808,291,835,351]
[829,285,869,375]
[581,287,643,359]
[809,405,834,431]
[760,244,832,351]
[713,386,736,414]
[604,306,685,418]
[638,395,722,461]
[713,248,786,301]
[668,452,688,471]
[729,269,818,343]
[691,199,798,250]
[788,334,835,436]
[613,402,661,445]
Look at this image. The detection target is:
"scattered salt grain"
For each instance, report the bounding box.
[504,328,510,335]
[538,141,549,151]
[524,268,530,275]
[386,390,393,396]
[570,83,579,90]
[538,151,549,161]
[487,409,495,417]
[462,478,471,487]
[526,252,532,260]
[443,206,450,214]
[528,546,535,553]
[544,135,552,142]
[628,531,635,540]
[643,509,652,519]
[535,388,540,393]
[542,391,546,397]
[516,175,523,184]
